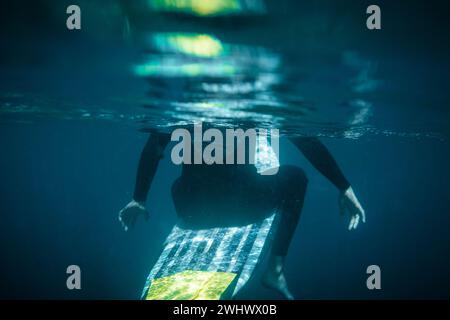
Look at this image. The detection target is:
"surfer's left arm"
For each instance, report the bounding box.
[119,132,171,231]
[290,137,366,230]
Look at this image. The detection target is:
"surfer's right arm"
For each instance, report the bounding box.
[119,132,171,231]
[290,137,366,230]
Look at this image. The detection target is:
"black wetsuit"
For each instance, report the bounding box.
[133,132,350,256]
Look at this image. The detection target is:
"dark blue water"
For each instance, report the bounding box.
[1,0,450,299]
[1,122,449,299]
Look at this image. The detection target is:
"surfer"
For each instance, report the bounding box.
[119,130,365,300]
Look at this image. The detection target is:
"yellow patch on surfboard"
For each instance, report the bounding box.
[146,270,236,300]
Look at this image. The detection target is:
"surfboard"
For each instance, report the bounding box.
[141,213,276,300]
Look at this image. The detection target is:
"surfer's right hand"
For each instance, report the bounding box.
[339,186,366,231]
[118,200,149,232]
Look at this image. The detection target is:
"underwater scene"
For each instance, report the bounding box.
[1,0,450,300]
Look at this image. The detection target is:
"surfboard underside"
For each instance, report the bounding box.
[142,213,275,300]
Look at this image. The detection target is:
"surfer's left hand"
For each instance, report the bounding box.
[118,200,149,231]
[339,186,366,230]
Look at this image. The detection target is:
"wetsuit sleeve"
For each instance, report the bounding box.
[133,133,171,203]
[290,137,350,191]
